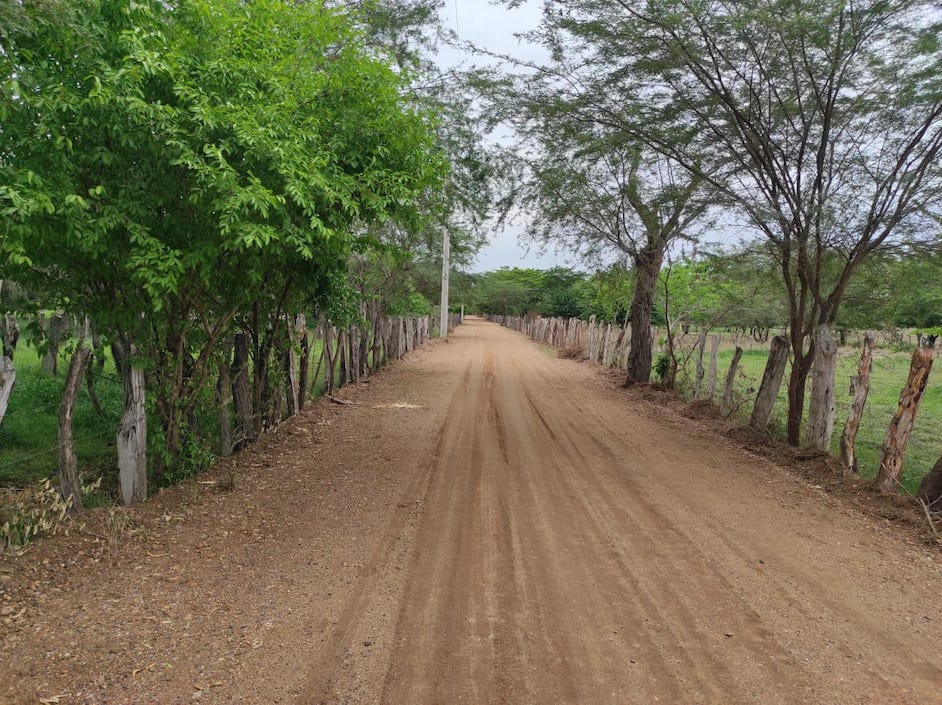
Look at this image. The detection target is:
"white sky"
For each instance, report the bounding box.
[435,0,581,273]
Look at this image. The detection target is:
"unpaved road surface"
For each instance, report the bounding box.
[2,318,941,704]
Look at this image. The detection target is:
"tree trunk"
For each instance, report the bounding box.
[0,354,14,428]
[322,326,336,395]
[917,455,942,510]
[693,333,707,399]
[284,316,299,418]
[40,312,70,376]
[1,314,19,359]
[721,346,744,417]
[84,358,106,417]
[750,335,789,430]
[805,324,838,451]
[115,341,147,506]
[839,334,874,473]
[91,328,106,370]
[704,335,720,399]
[875,347,934,493]
[231,332,254,451]
[297,315,311,411]
[58,342,91,512]
[359,313,369,378]
[626,252,662,385]
[785,352,813,446]
[217,343,233,457]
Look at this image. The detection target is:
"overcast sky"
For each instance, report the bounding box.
[435,0,581,273]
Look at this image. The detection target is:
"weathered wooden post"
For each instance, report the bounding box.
[805,324,838,451]
[707,335,721,399]
[721,346,744,417]
[750,335,789,429]
[875,346,934,493]
[114,341,147,506]
[839,335,874,473]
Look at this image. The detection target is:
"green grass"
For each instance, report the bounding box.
[0,333,390,490]
[0,345,123,487]
[695,345,941,493]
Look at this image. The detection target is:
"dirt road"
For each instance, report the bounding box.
[2,318,941,704]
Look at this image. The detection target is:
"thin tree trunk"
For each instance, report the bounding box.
[321,326,335,395]
[58,342,91,512]
[1,313,19,358]
[786,351,813,446]
[805,324,838,451]
[231,332,253,451]
[338,329,348,387]
[875,347,934,493]
[297,315,311,410]
[840,334,874,473]
[84,359,106,417]
[217,343,233,457]
[310,321,326,397]
[693,333,707,399]
[917,455,942,510]
[721,346,744,417]
[115,341,147,506]
[750,335,789,430]
[284,315,299,418]
[0,356,14,428]
[40,312,70,376]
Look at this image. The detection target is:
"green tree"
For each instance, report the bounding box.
[2,0,445,484]
[533,0,942,443]
[479,18,711,383]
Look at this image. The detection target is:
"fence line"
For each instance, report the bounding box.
[489,314,634,372]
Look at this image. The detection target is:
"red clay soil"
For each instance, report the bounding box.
[1,318,941,704]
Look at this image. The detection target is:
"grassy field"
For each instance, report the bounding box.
[0,346,122,487]
[692,344,942,494]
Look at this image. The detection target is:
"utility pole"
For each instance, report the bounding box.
[439,231,450,339]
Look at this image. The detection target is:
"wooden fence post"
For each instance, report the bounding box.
[707,335,721,399]
[721,346,743,417]
[875,346,934,493]
[749,335,789,429]
[839,334,874,473]
[115,342,147,506]
[805,324,838,451]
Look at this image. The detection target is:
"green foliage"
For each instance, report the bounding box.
[1,0,448,476]
[653,353,671,382]
[840,251,942,332]
[387,291,433,317]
